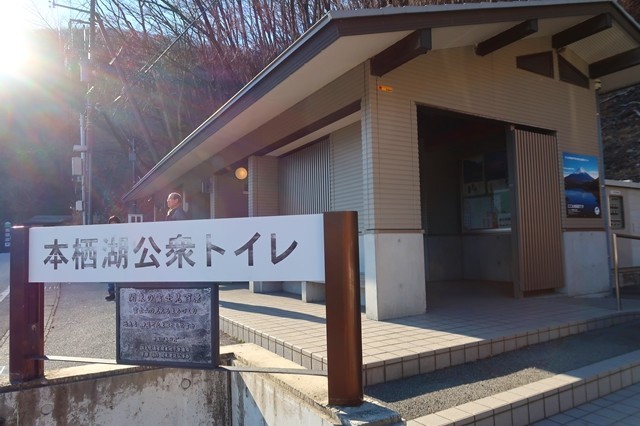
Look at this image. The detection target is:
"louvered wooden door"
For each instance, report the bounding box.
[511,127,564,294]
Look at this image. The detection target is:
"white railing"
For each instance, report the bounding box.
[611,232,640,312]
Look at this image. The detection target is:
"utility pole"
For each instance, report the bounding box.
[130,138,137,214]
[74,23,91,225]
[85,0,96,224]
[57,1,96,225]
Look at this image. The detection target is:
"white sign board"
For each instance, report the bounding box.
[29,214,325,283]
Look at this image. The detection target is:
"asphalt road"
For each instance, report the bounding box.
[0,254,9,376]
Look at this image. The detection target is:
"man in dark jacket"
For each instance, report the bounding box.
[105,215,121,301]
[166,192,188,221]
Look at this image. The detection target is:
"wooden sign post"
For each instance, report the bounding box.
[324,211,363,406]
[9,226,44,383]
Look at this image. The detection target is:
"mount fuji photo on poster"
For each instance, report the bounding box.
[562,152,601,218]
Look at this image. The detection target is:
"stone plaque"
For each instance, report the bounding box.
[117,286,216,368]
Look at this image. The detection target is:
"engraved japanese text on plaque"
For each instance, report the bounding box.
[117,286,214,368]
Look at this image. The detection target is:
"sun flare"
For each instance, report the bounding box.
[0,4,33,77]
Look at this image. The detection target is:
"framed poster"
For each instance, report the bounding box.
[562,153,601,218]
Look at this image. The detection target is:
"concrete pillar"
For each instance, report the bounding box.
[249,281,283,293]
[209,175,217,219]
[360,63,426,320]
[302,281,325,302]
[364,232,426,320]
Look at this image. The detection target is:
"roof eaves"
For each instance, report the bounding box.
[123,13,339,202]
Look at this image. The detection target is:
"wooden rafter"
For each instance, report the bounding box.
[590,47,640,78]
[475,19,538,56]
[552,13,612,49]
[370,29,431,77]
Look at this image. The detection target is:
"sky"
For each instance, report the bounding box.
[0,0,73,77]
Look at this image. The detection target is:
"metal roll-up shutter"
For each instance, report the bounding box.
[279,139,331,215]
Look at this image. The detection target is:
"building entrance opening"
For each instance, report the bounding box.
[417,106,515,300]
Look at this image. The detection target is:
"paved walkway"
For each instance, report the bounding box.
[533,382,640,425]
[217,282,640,424]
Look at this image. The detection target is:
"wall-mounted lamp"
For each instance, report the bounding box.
[594,79,602,91]
[235,167,248,180]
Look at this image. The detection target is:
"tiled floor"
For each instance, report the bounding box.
[217,282,640,424]
[219,282,640,380]
[533,382,640,425]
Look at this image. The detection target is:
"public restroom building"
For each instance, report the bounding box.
[123,0,640,320]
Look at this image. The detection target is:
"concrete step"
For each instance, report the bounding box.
[407,350,640,425]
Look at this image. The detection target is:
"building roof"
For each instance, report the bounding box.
[123,0,640,202]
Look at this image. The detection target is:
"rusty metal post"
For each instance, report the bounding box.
[9,226,44,383]
[323,211,363,406]
[212,283,220,367]
[612,233,622,312]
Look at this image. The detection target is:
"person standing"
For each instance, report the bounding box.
[105,215,121,301]
[166,192,188,221]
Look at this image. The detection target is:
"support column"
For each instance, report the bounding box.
[361,66,426,320]
[364,232,426,320]
[209,174,218,219]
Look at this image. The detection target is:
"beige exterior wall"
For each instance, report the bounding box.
[361,57,427,318]
[362,61,422,231]
[355,35,609,305]
[370,36,603,231]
